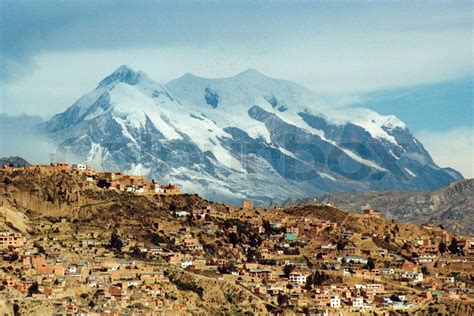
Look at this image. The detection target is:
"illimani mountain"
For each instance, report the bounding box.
[41,65,462,204]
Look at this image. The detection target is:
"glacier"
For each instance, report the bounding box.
[40,65,463,204]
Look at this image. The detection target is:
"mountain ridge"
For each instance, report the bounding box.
[279,178,474,236]
[39,65,462,203]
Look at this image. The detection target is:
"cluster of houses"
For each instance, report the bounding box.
[0,207,472,314]
[0,223,187,313]
[0,231,26,249]
[0,162,182,196]
[108,208,473,312]
[0,164,472,313]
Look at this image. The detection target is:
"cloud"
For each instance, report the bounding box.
[0,116,56,163]
[416,127,474,178]
[1,2,472,82]
[0,114,83,164]
[0,1,472,119]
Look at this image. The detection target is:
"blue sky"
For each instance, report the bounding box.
[0,0,472,177]
[340,77,473,133]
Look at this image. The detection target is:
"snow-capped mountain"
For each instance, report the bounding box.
[42,65,463,204]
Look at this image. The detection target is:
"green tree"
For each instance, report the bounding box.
[438,241,447,254]
[336,240,346,251]
[283,264,295,278]
[34,242,46,254]
[110,232,123,252]
[13,303,20,316]
[132,246,146,258]
[28,282,40,296]
[262,220,273,235]
[304,275,313,290]
[448,238,459,254]
[314,271,328,285]
[421,266,430,275]
[249,233,262,247]
[228,232,239,246]
[169,202,177,213]
[277,292,289,306]
[97,179,111,189]
[390,294,401,302]
[366,258,375,271]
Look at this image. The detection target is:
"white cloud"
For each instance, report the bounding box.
[1,2,472,116]
[2,22,471,117]
[416,127,474,178]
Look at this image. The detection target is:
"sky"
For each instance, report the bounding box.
[0,0,472,177]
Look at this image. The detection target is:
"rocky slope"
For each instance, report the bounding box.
[281,179,474,236]
[0,167,446,243]
[39,65,462,204]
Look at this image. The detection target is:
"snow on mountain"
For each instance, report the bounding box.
[41,65,463,204]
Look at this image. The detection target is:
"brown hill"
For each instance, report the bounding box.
[281,179,474,236]
[1,166,435,248]
[0,166,467,315]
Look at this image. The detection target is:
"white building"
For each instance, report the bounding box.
[321,243,336,250]
[174,211,189,217]
[72,164,87,171]
[401,271,424,282]
[330,295,341,308]
[126,185,145,193]
[181,259,193,269]
[416,254,436,263]
[122,280,139,287]
[352,297,364,308]
[289,272,307,285]
[380,268,395,275]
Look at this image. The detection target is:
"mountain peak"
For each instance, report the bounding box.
[168,69,268,84]
[236,68,266,79]
[97,65,147,88]
[110,65,138,78]
[116,64,135,72]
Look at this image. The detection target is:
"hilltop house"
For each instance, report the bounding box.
[0,231,26,249]
[363,209,381,218]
